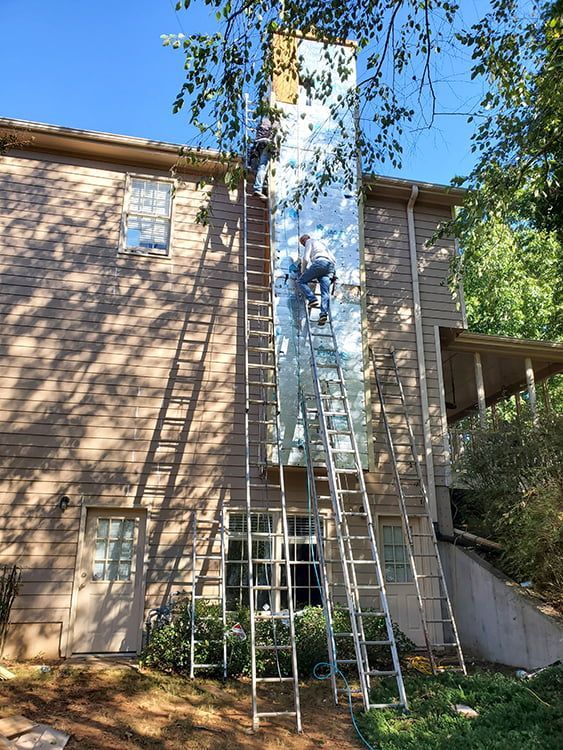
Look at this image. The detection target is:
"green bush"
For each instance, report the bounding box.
[454,414,563,606]
[140,603,414,679]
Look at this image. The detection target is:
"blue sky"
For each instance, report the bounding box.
[0,0,486,185]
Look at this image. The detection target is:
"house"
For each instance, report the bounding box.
[0,41,561,670]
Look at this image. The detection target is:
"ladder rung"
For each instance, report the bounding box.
[366,670,397,677]
[255,677,294,683]
[256,711,297,718]
[333,632,353,637]
[416,574,442,579]
[426,619,453,623]
[248,381,276,388]
[255,644,292,651]
[192,663,222,669]
[196,575,222,581]
[360,640,391,646]
[368,702,405,709]
[357,611,385,618]
[335,659,357,664]
[253,585,289,590]
[343,560,374,565]
[257,612,293,620]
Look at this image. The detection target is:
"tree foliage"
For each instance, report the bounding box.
[166,1,562,341]
[454,0,563,238]
[448,1,562,344]
[456,217,561,341]
[165,0,461,199]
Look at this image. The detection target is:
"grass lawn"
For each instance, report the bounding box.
[0,662,561,749]
[359,666,563,749]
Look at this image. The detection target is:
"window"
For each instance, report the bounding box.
[226,513,323,611]
[92,517,135,581]
[226,513,273,611]
[122,176,173,256]
[382,523,413,583]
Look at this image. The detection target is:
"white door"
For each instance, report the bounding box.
[73,509,146,653]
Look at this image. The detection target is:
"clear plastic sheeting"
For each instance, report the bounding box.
[272,38,368,467]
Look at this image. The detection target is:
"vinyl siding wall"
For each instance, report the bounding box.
[0,150,464,657]
[0,150,247,656]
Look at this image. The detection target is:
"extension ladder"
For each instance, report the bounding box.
[189,511,227,679]
[300,308,408,711]
[241,94,302,732]
[371,347,466,675]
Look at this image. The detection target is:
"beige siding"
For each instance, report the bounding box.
[0,150,246,656]
[363,195,463,501]
[0,148,464,657]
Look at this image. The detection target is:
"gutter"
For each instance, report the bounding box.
[406,185,437,517]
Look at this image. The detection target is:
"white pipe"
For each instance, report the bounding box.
[474,352,487,428]
[525,357,538,424]
[406,185,437,518]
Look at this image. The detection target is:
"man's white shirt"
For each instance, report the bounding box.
[301,238,336,270]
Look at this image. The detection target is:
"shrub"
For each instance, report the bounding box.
[141,603,414,679]
[454,414,563,607]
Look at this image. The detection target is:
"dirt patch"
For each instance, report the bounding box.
[0,663,361,749]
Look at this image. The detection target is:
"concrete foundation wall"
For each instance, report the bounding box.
[440,542,563,669]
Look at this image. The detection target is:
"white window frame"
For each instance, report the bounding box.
[225,512,324,612]
[119,173,175,258]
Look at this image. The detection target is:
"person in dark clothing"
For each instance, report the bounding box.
[252,117,272,199]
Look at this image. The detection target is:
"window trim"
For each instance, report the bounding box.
[119,173,176,258]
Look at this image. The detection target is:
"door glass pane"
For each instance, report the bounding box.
[92,517,135,582]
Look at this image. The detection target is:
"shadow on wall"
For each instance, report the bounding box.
[0,160,246,641]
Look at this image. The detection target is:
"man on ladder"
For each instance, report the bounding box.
[297,234,336,326]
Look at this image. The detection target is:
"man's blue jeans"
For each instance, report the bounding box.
[253,142,269,193]
[298,259,335,316]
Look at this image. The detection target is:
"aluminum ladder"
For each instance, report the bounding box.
[371,347,466,675]
[241,93,302,732]
[301,308,408,711]
[189,511,227,679]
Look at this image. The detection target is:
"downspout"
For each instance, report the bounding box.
[406,185,437,518]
